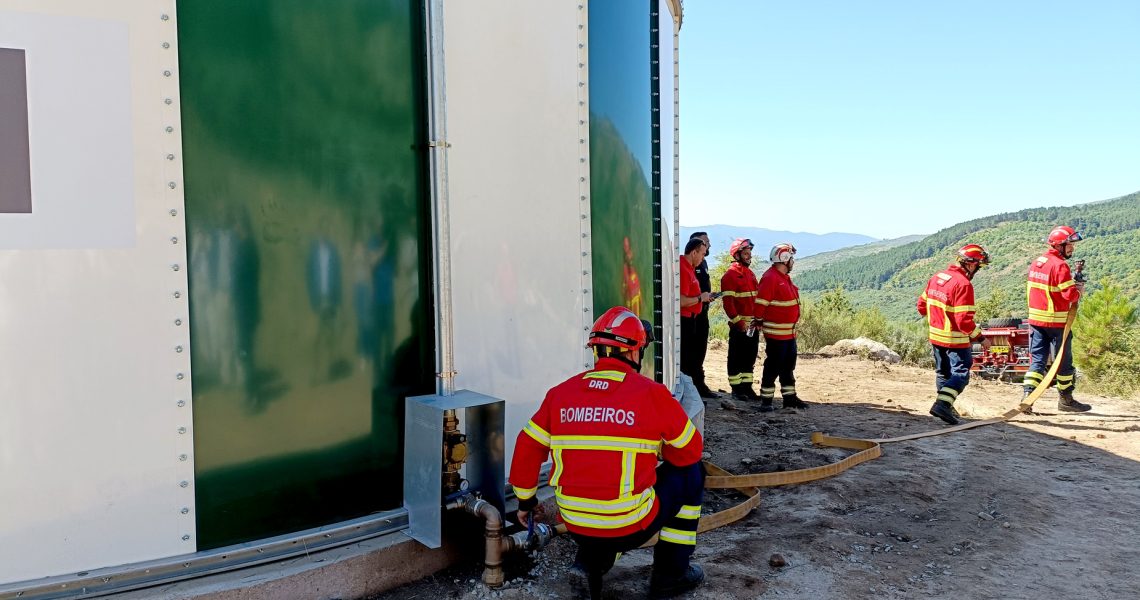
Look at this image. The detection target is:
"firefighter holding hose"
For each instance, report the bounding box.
[1024,225,1091,412]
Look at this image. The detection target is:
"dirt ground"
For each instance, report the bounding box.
[375,344,1140,600]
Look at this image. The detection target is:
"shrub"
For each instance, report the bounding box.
[1074,283,1140,398]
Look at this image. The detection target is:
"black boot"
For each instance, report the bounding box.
[758,398,775,412]
[649,564,705,598]
[1058,390,1091,413]
[1020,388,1036,414]
[930,400,959,425]
[695,382,720,399]
[782,395,809,409]
[730,385,751,402]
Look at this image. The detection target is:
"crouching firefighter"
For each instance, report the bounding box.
[509,306,706,599]
[917,244,989,425]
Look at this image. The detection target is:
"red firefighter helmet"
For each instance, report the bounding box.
[588,306,651,351]
[957,243,990,267]
[1047,225,1083,246]
[729,238,754,258]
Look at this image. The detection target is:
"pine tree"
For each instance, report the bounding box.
[1073,282,1140,396]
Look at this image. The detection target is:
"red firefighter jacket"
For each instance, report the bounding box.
[755,266,800,340]
[679,256,701,318]
[509,358,703,538]
[720,262,759,331]
[1026,248,1081,328]
[917,263,981,348]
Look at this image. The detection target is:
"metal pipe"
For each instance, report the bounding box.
[423,0,455,396]
[465,498,505,587]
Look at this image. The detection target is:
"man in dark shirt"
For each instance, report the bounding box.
[689,232,718,399]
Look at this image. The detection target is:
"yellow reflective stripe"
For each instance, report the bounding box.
[551,435,661,453]
[755,298,771,306]
[924,297,975,313]
[767,299,799,307]
[739,373,754,383]
[659,527,697,545]
[1028,281,1062,293]
[729,315,748,323]
[1057,280,1076,290]
[928,328,969,343]
[970,327,982,338]
[666,420,696,448]
[1027,308,1067,323]
[676,505,701,519]
[727,374,744,384]
[619,450,634,497]
[720,290,739,298]
[559,500,655,529]
[550,449,564,486]
[556,487,655,515]
[762,322,795,330]
[938,387,960,399]
[523,420,551,447]
[513,485,538,500]
[723,290,757,298]
[584,370,627,382]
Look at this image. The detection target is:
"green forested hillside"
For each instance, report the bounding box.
[795,191,1140,321]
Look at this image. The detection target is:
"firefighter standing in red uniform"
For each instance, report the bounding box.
[917,244,989,425]
[755,243,808,411]
[720,238,760,400]
[679,238,712,385]
[1024,225,1091,412]
[510,307,705,599]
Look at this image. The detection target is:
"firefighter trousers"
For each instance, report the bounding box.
[569,461,705,578]
[932,345,972,405]
[1024,325,1075,394]
[727,328,759,390]
[692,312,710,389]
[680,315,702,381]
[760,337,798,401]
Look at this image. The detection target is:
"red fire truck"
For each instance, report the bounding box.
[971,318,1033,382]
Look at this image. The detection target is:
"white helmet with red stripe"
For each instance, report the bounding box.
[769,242,797,264]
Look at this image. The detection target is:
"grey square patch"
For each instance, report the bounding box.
[1,47,32,213]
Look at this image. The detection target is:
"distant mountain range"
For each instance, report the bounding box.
[794,235,926,272]
[679,225,882,258]
[794,190,1140,321]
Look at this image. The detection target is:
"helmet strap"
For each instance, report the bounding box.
[595,346,642,372]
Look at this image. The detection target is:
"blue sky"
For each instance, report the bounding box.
[679,0,1140,239]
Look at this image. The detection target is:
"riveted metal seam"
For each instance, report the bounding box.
[158,4,196,548]
[577,3,593,369]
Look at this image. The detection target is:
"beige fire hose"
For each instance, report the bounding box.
[696,312,1075,532]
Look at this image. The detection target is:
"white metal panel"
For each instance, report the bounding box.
[659,0,680,392]
[444,1,591,470]
[0,0,194,584]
